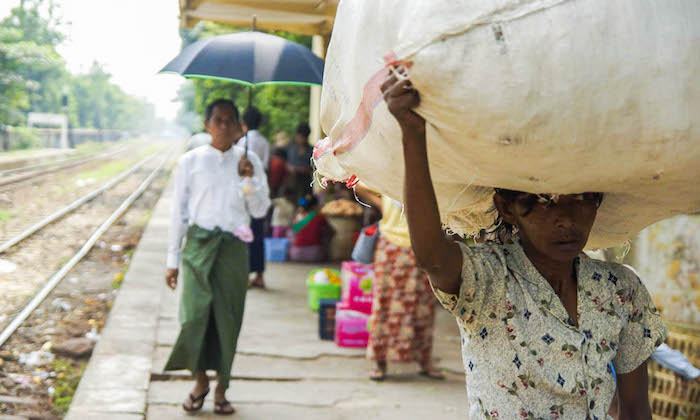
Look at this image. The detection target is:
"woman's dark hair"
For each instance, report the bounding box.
[296,122,311,138]
[272,147,287,160]
[298,194,318,211]
[487,189,604,243]
[205,99,238,121]
[243,106,263,129]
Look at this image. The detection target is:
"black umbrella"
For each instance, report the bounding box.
[160,31,324,87]
[160,29,324,156]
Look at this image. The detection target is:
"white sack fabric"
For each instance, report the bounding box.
[314,0,700,249]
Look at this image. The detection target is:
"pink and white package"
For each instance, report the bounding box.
[335,302,370,348]
[340,261,374,314]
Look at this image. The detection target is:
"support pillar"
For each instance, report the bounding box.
[309,34,328,146]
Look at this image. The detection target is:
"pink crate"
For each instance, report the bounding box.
[334,302,369,348]
[340,261,374,314]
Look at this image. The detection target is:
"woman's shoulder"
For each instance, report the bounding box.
[459,239,507,255]
[583,256,639,282]
[457,240,511,279]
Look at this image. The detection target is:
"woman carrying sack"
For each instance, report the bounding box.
[355,188,444,381]
[379,66,666,419]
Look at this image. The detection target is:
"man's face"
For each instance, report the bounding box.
[296,134,306,145]
[205,104,240,146]
[501,193,599,262]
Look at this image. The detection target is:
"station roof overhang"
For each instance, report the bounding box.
[179,0,338,36]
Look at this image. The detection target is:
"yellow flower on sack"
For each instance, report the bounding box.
[113,272,123,282]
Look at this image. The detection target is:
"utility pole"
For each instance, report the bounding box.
[61,86,74,148]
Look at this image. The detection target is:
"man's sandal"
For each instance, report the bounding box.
[182,387,209,412]
[214,400,236,415]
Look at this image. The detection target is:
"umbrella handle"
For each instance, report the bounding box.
[244,133,249,158]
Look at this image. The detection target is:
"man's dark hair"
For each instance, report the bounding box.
[205,99,238,121]
[296,122,311,138]
[243,106,263,130]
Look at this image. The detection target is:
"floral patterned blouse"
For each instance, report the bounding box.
[432,240,667,420]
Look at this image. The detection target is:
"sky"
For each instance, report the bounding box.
[1,0,186,121]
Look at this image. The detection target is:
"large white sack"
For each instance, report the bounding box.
[314,0,700,249]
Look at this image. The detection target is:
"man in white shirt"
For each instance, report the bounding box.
[238,107,270,170]
[238,107,271,289]
[163,99,270,415]
[185,132,211,151]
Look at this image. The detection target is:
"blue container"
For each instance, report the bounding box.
[265,238,289,262]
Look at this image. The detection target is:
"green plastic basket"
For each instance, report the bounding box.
[306,269,341,311]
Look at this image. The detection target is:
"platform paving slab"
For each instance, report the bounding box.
[147,376,464,409]
[67,174,469,420]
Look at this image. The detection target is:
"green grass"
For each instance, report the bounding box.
[73,141,110,156]
[50,358,86,416]
[137,142,166,158]
[73,160,131,183]
[0,210,15,224]
[111,249,134,290]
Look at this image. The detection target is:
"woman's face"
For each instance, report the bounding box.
[499,193,599,262]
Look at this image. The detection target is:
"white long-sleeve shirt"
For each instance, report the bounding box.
[651,343,700,380]
[166,144,271,269]
[237,129,270,170]
[185,132,211,151]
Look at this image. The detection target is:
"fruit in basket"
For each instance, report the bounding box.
[310,269,341,286]
[324,269,341,285]
[321,199,363,216]
[313,270,330,285]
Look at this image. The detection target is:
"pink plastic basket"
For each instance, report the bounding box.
[334,302,369,348]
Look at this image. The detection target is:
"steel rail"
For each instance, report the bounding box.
[0,149,163,254]
[0,150,172,348]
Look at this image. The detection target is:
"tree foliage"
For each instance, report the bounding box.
[176,22,312,140]
[69,62,155,131]
[0,0,156,132]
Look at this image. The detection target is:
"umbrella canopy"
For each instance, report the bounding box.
[160,31,324,86]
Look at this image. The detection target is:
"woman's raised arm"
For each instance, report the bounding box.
[380,69,462,295]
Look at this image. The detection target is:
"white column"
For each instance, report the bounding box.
[309,34,327,147]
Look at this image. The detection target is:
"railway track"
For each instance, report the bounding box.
[0,146,176,347]
[0,143,132,189]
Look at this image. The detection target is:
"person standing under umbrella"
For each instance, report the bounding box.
[286,122,314,199]
[238,107,271,289]
[164,99,270,415]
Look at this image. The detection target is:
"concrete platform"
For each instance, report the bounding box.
[66,177,469,419]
